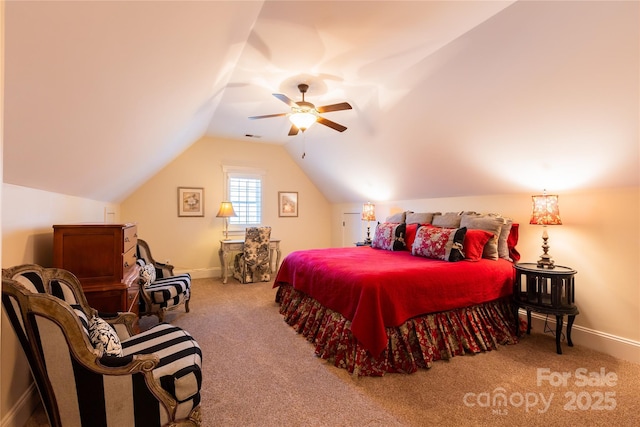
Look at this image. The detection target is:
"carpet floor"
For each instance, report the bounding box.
[27,276,640,426]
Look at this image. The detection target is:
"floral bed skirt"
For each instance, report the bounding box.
[276,283,523,376]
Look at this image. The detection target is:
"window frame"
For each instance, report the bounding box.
[222,166,265,233]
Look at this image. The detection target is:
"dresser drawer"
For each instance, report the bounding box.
[123,246,137,271]
[123,225,138,253]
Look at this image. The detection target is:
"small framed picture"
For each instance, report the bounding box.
[278,191,298,217]
[178,187,204,217]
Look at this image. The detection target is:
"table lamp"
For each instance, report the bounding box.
[529,191,562,269]
[361,202,376,245]
[216,201,237,240]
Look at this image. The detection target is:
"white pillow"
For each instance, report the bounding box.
[88,316,123,357]
[140,263,156,287]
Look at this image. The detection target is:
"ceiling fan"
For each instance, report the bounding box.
[249,83,352,136]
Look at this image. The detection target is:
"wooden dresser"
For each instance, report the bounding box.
[53,223,140,316]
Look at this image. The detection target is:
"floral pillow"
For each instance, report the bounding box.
[140,263,156,287]
[372,222,407,251]
[88,316,123,357]
[412,226,467,262]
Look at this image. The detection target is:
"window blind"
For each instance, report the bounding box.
[229,176,262,225]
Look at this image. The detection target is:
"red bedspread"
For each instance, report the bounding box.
[274,247,515,357]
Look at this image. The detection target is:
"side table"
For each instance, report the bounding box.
[512,263,579,354]
[219,239,281,284]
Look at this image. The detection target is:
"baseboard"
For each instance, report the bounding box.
[524,311,640,364]
[1,383,40,427]
[175,267,219,279]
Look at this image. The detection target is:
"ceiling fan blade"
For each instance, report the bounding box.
[273,93,299,108]
[317,116,347,132]
[248,113,288,120]
[316,102,352,113]
[288,124,300,136]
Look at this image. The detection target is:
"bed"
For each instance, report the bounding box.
[274,213,522,376]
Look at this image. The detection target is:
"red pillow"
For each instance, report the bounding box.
[405,223,419,249]
[464,229,494,261]
[508,223,521,262]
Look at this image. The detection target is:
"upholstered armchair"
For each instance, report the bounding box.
[2,264,202,427]
[136,239,191,322]
[233,226,272,283]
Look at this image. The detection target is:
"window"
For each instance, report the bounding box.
[224,166,264,226]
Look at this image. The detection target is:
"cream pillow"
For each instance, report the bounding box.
[406,212,440,225]
[432,212,462,228]
[460,214,504,260]
[385,211,407,223]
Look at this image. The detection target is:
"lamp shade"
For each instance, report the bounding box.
[530,194,562,226]
[216,201,237,218]
[361,202,376,222]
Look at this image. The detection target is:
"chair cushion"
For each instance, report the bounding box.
[145,274,191,306]
[121,323,202,403]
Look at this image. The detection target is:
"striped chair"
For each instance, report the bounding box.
[2,264,202,427]
[137,239,191,322]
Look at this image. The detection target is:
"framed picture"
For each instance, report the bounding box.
[278,191,298,217]
[178,187,204,217]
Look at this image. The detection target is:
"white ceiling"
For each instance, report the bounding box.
[4,1,638,204]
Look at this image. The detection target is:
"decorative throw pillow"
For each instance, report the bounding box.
[140,263,156,287]
[88,316,123,357]
[493,215,513,261]
[412,226,467,262]
[460,214,504,260]
[385,212,407,224]
[508,223,521,262]
[431,212,463,228]
[372,222,407,251]
[406,212,439,225]
[463,229,494,261]
[405,223,419,249]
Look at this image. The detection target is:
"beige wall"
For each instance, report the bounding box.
[333,187,640,360]
[120,136,332,275]
[1,184,118,425]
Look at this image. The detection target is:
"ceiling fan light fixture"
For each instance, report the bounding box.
[250,83,351,135]
[288,108,318,131]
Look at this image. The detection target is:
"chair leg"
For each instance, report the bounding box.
[185,299,190,313]
[157,310,165,323]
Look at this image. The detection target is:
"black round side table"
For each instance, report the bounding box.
[512,263,579,354]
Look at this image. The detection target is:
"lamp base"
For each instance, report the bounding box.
[536,255,556,269]
[537,231,556,269]
[363,225,372,245]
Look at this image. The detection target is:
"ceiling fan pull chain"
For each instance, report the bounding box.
[302,134,306,159]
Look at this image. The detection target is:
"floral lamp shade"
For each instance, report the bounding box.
[361,202,376,222]
[530,194,562,226]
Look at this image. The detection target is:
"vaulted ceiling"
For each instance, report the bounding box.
[4,1,638,204]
